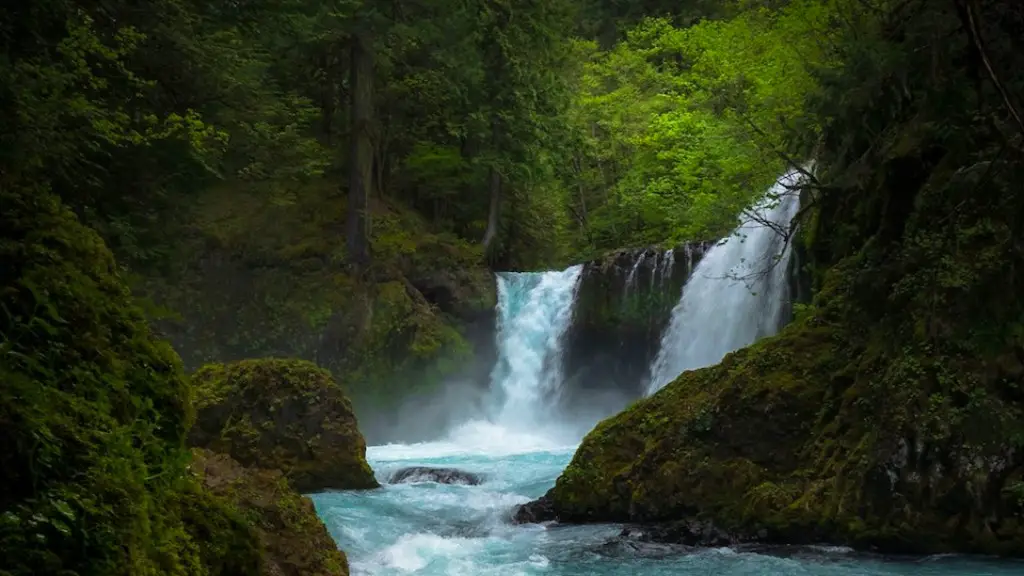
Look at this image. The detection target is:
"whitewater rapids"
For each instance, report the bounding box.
[311,422,1019,576]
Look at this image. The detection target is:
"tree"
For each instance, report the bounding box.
[347,25,374,266]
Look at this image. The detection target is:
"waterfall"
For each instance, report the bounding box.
[486,265,583,429]
[660,249,675,288]
[646,171,802,393]
[624,252,645,297]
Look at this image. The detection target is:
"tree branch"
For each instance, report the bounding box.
[956,0,1024,139]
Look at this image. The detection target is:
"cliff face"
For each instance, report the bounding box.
[560,243,711,411]
[523,1,1024,556]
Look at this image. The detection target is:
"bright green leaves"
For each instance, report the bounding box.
[565,1,840,254]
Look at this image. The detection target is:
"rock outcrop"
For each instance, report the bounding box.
[561,243,711,409]
[187,449,349,576]
[532,270,1024,554]
[189,358,378,492]
[388,467,483,485]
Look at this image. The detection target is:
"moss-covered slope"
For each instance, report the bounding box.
[0,184,200,574]
[548,199,1024,553]
[187,449,349,576]
[189,358,378,492]
[0,184,355,574]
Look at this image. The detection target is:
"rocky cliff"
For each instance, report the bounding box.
[560,243,711,411]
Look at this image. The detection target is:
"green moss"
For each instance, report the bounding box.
[188,449,348,576]
[0,184,198,575]
[0,184,347,575]
[189,358,378,491]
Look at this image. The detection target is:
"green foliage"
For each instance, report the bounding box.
[0,183,195,575]
[562,2,837,254]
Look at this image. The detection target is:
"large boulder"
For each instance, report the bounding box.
[187,449,349,576]
[189,358,378,492]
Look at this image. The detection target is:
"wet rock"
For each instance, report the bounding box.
[619,519,751,548]
[561,243,713,410]
[512,492,557,524]
[388,466,483,485]
[589,531,684,558]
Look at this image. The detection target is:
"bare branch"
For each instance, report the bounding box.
[956,0,1024,140]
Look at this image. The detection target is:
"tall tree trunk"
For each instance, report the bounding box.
[482,164,502,250]
[482,119,502,250]
[346,30,373,267]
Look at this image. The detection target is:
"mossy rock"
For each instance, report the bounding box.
[550,316,833,528]
[187,449,349,576]
[0,184,198,575]
[189,358,378,491]
[543,145,1024,556]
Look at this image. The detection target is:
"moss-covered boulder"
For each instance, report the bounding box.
[541,253,1024,554]
[189,358,378,492]
[188,449,349,576]
[0,184,199,575]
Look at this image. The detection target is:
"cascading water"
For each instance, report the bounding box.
[308,171,1018,575]
[486,265,583,431]
[624,252,645,296]
[647,170,803,393]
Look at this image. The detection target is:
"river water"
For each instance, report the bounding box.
[311,422,1020,575]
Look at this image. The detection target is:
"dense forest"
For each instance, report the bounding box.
[3,0,1024,573]
[1,0,838,420]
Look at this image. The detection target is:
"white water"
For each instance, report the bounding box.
[485,266,582,439]
[646,171,803,393]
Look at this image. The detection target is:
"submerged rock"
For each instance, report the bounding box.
[189,358,378,492]
[388,466,483,485]
[189,449,349,576]
[618,520,757,548]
